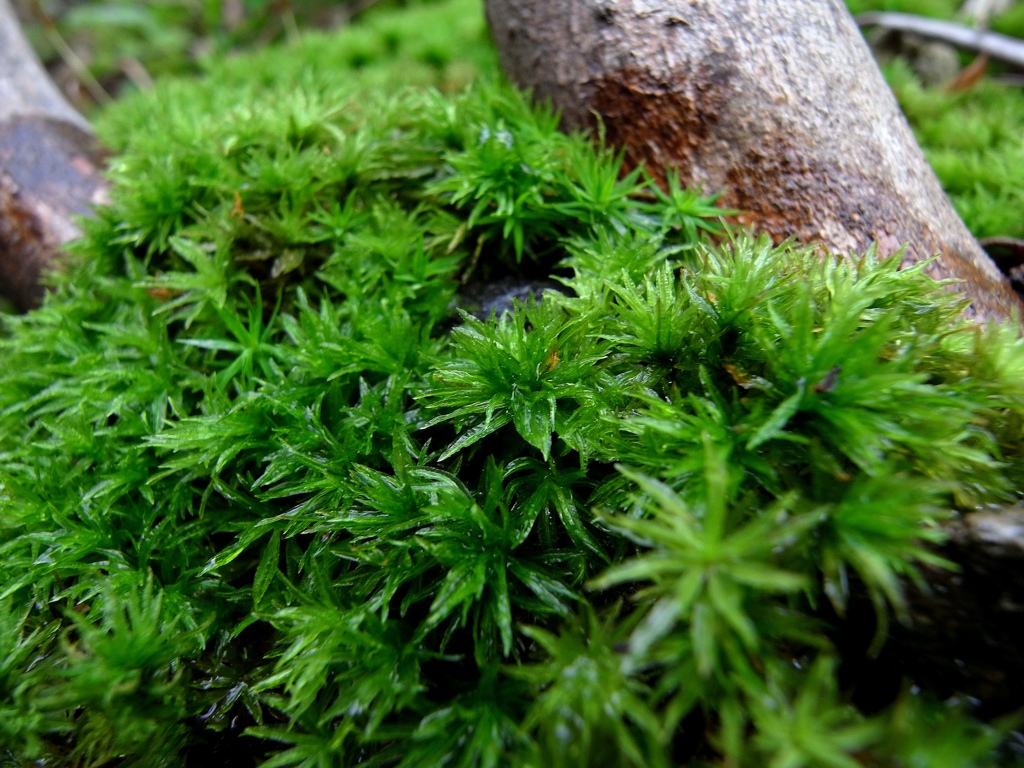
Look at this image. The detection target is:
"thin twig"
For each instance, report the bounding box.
[119,57,154,92]
[856,11,1024,69]
[26,0,110,105]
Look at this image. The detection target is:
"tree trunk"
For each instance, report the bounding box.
[0,0,106,310]
[484,0,1022,323]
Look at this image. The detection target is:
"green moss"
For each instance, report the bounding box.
[1,2,1024,766]
[845,0,960,17]
[880,60,1024,239]
[95,0,494,154]
[19,0,475,107]
[990,3,1024,38]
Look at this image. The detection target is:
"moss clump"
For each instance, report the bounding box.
[880,60,1024,240]
[18,0,486,109]
[2,4,1024,766]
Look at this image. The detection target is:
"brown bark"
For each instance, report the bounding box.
[0,0,106,310]
[484,0,1022,322]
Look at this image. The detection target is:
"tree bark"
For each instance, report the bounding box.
[0,0,106,310]
[485,0,1022,322]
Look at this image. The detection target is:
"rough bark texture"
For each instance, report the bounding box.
[485,0,1022,322]
[0,0,106,310]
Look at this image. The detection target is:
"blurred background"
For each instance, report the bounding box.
[9,0,447,110]
[7,0,1024,110]
[8,0,1024,112]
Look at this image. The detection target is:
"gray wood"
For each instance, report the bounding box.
[0,0,88,129]
[0,0,105,310]
[857,11,1024,67]
[485,0,1021,321]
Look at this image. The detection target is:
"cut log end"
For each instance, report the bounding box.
[0,115,106,311]
[1,0,107,311]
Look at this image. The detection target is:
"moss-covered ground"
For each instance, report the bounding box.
[2,0,1024,765]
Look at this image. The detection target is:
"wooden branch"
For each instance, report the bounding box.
[485,0,1022,323]
[857,11,1024,68]
[0,0,106,310]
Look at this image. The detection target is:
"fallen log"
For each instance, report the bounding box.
[0,0,106,311]
[485,0,1023,323]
